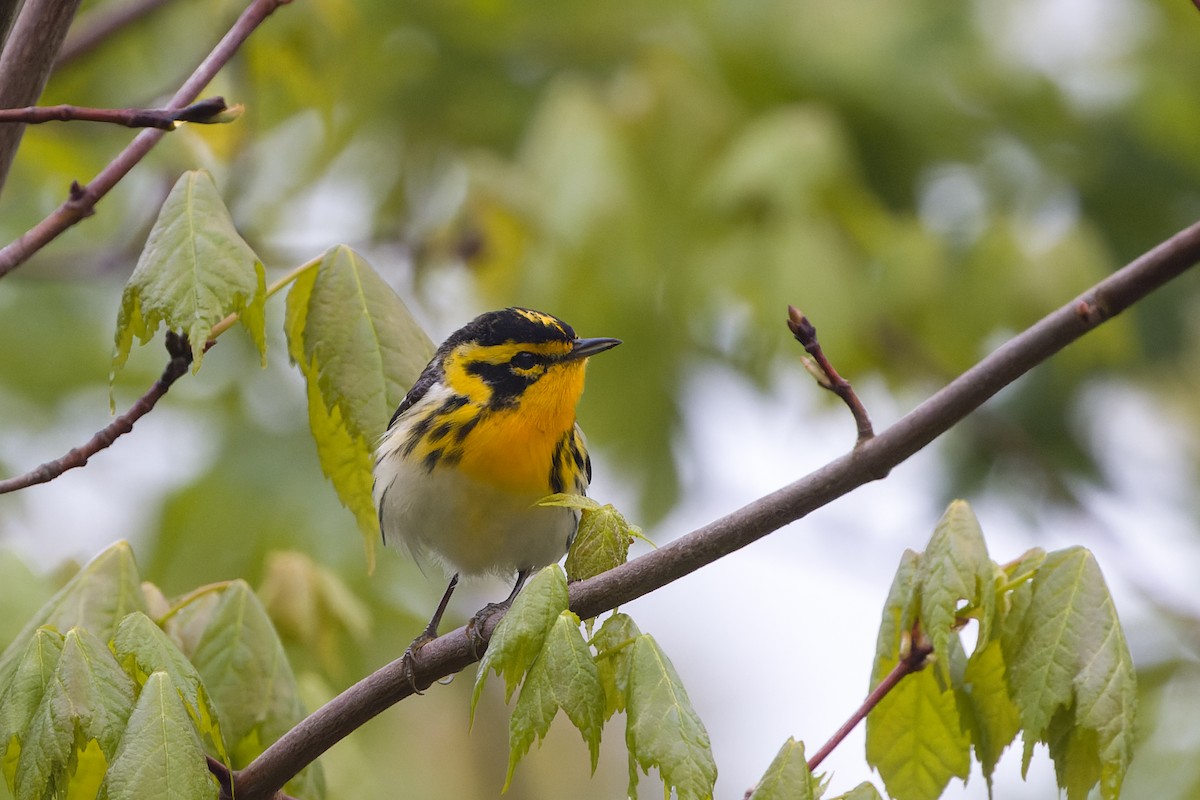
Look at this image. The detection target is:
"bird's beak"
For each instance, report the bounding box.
[566,337,622,361]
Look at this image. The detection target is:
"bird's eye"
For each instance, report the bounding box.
[511,351,538,370]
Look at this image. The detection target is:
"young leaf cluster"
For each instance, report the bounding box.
[0,541,322,800]
[108,170,434,572]
[472,565,717,799]
[864,500,1136,800]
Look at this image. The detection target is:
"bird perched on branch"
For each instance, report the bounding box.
[373,307,620,651]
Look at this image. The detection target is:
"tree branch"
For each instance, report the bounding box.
[0,97,234,129]
[0,331,192,495]
[0,0,292,281]
[224,218,1200,800]
[0,0,85,191]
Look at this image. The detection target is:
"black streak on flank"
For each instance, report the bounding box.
[455,415,480,443]
[423,449,443,473]
[403,412,436,457]
[548,434,568,494]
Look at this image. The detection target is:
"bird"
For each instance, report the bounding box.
[373,307,621,654]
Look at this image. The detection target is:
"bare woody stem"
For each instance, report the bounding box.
[0,0,292,280]
[226,220,1200,800]
[787,305,874,445]
[805,628,934,774]
[741,627,934,799]
[0,97,233,129]
[0,332,192,495]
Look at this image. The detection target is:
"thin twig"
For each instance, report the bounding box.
[0,97,234,129]
[787,305,874,445]
[56,0,175,66]
[806,627,933,773]
[740,628,933,799]
[0,0,293,281]
[224,220,1200,800]
[0,332,192,495]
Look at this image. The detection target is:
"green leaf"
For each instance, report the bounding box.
[564,503,637,584]
[748,737,815,800]
[505,610,605,789]
[830,783,884,800]
[1004,547,1136,800]
[14,628,137,800]
[625,634,716,800]
[590,612,641,720]
[100,671,219,800]
[473,565,569,719]
[867,549,969,800]
[865,664,971,800]
[180,581,323,799]
[110,612,226,762]
[917,500,997,675]
[957,639,1020,789]
[0,542,146,691]
[284,244,434,571]
[111,169,266,381]
[0,628,64,791]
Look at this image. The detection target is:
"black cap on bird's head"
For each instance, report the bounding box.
[448,307,621,360]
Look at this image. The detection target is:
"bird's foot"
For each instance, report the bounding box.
[466,600,513,659]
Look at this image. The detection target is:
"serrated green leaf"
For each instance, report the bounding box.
[917,500,996,676]
[100,671,219,800]
[865,663,970,800]
[868,549,969,800]
[831,783,884,800]
[625,634,716,800]
[0,628,64,791]
[284,244,434,571]
[111,612,226,762]
[14,627,137,800]
[591,612,641,720]
[565,503,636,584]
[1004,547,1135,800]
[473,565,569,719]
[536,493,601,512]
[111,170,266,382]
[958,639,1020,789]
[0,542,146,692]
[505,610,605,789]
[181,581,323,799]
[748,737,815,800]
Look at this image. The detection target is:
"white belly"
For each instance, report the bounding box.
[374,454,578,577]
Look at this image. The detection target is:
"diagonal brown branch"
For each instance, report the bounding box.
[0,331,192,495]
[0,0,292,281]
[224,220,1200,800]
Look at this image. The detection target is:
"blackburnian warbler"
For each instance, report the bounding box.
[373,307,620,647]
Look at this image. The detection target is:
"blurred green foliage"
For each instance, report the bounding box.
[1,0,1199,798]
